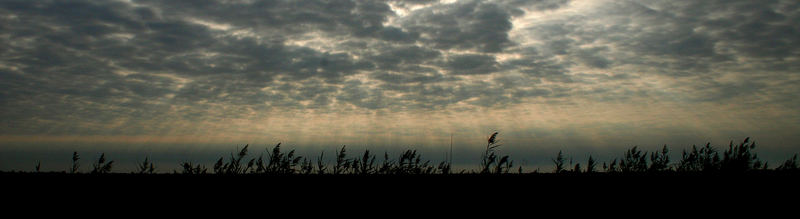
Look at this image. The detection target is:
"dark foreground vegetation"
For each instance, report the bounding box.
[3,133,800,176]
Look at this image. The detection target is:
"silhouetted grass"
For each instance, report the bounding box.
[70,151,80,174]
[90,153,113,174]
[137,157,155,174]
[552,151,566,174]
[481,132,512,174]
[179,161,207,174]
[4,135,800,176]
[777,154,798,172]
[586,156,596,174]
[214,144,251,174]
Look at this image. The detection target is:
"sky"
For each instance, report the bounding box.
[1,0,799,172]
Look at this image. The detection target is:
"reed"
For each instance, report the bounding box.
[70,151,80,174]
[137,157,155,174]
[91,153,113,174]
[481,132,512,174]
[9,136,799,176]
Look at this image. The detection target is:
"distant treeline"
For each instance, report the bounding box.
[10,134,800,175]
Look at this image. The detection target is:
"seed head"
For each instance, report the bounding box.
[488,132,498,144]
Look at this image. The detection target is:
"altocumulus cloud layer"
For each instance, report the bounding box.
[1,0,800,165]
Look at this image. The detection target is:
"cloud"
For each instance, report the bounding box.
[368,45,441,71]
[0,0,799,139]
[399,0,517,53]
[132,0,410,41]
[445,54,499,75]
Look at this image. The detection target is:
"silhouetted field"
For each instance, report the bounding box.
[5,136,800,202]
[2,134,799,177]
